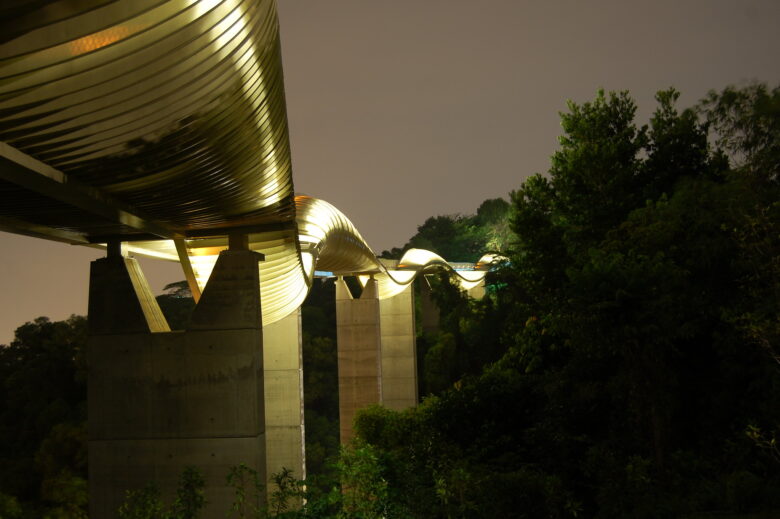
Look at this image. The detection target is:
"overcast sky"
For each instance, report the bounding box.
[1,0,779,344]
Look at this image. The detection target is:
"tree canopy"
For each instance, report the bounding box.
[350,85,780,517]
[380,198,512,262]
[0,316,88,518]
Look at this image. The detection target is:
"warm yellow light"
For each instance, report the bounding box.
[69,27,130,55]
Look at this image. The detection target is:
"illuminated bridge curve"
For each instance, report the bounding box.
[0,0,497,326]
[122,194,500,326]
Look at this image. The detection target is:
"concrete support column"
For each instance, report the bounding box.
[379,284,417,410]
[88,247,266,519]
[336,277,381,444]
[467,278,486,300]
[263,308,306,485]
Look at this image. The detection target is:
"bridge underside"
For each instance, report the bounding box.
[0,0,295,245]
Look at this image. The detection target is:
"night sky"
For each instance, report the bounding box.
[1,0,779,344]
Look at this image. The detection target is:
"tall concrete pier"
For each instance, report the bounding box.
[335,276,418,442]
[335,277,382,443]
[379,284,417,411]
[335,272,491,442]
[88,241,266,518]
[263,308,306,485]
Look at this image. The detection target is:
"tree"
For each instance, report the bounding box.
[699,85,780,473]
[300,279,340,482]
[118,466,206,519]
[349,87,780,517]
[699,83,780,179]
[36,422,88,518]
[501,88,780,513]
[0,315,87,514]
[380,198,513,262]
[699,83,780,364]
[156,280,196,330]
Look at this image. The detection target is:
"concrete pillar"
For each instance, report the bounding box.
[467,278,486,300]
[379,284,417,410]
[336,277,381,444]
[88,247,266,519]
[263,308,305,487]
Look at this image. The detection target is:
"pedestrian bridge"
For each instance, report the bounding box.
[0,1,499,516]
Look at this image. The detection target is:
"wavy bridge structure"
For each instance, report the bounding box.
[0,1,496,515]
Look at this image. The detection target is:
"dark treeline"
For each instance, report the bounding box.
[0,283,196,518]
[0,83,778,518]
[348,84,780,517]
[0,316,88,518]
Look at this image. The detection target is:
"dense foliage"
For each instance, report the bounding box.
[300,279,340,481]
[347,85,780,517]
[0,316,88,518]
[380,197,512,262]
[156,280,196,330]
